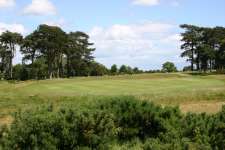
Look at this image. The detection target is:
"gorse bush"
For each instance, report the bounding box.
[97,97,182,140]
[181,107,225,149]
[0,97,224,150]
[0,108,117,150]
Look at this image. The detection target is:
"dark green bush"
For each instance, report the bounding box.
[97,97,182,140]
[1,108,117,150]
[181,106,225,149]
[0,97,224,149]
[209,106,225,149]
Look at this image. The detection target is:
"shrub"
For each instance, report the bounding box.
[96,97,182,141]
[1,107,117,150]
[0,97,225,149]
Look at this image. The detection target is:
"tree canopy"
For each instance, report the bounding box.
[0,23,224,80]
[180,24,225,72]
[162,62,177,72]
[0,25,100,80]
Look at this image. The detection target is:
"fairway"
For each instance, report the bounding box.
[5,73,225,96]
[0,73,225,125]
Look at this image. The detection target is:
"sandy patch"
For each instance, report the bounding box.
[180,101,225,114]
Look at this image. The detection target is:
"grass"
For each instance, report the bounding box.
[0,73,225,125]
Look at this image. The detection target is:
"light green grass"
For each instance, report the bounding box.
[0,73,225,123]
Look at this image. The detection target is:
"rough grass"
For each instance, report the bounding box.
[0,73,225,125]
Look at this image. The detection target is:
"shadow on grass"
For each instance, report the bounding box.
[186,71,224,76]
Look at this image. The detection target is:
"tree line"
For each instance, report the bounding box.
[181,24,225,72]
[0,24,156,81]
[1,24,224,80]
[0,24,98,80]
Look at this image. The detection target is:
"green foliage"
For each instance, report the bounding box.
[1,96,224,149]
[119,65,134,74]
[0,25,99,80]
[1,108,117,150]
[97,97,182,141]
[110,65,143,75]
[12,57,48,80]
[180,24,225,72]
[89,62,108,76]
[31,57,48,79]
[133,67,143,74]
[183,66,192,72]
[110,64,118,75]
[12,64,29,81]
[119,65,127,74]
[66,31,95,77]
[162,62,177,72]
[0,31,23,79]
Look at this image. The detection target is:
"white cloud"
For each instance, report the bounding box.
[23,0,56,16]
[132,0,160,6]
[90,22,185,70]
[0,0,15,8]
[44,18,66,27]
[132,0,180,7]
[161,34,181,44]
[0,22,26,35]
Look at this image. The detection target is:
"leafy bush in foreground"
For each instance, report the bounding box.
[0,97,224,149]
[0,108,117,150]
[97,97,182,141]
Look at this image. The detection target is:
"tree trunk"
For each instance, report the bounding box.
[48,61,53,79]
[57,62,60,79]
[56,53,62,78]
[9,56,13,79]
[190,43,195,71]
[59,58,63,78]
[196,53,200,71]
[210,59,212,72]
[8,43,14,79]
[66,56,70,78]
[191,49,194,71]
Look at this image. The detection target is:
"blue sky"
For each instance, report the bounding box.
[0,0,225,70]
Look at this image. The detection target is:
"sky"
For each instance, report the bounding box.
[0,0,225,70]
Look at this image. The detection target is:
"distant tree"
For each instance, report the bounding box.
[13,64,29,81]
[0,24,107,81]
[0,43,8,78]
[90,62,108,76]
[183,66,192,72]
[110,64,118,75]
[126,66,133,74]
[133,67,139,74]
[180,25,225,72]
[146,69,161,73]
[0,31,22,79]
[218,39,225,72]
[133,67,143,74]
[119,65,127,74]
[162,62,177,72]
[20,32,42,79]
[180,24,201,71]
[34,25,67,79]
[198,44,214,72]
[214,27,225,72]
[20,33,39,65]
[32,57,48,80]
[66,32,95,77]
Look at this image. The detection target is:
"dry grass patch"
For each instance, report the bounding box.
[0,116,13,126]
[180,101,225,114]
